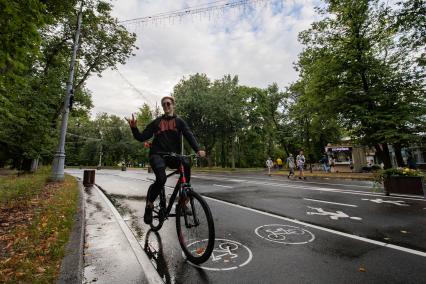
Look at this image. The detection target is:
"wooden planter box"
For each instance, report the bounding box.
[384,176,425,196]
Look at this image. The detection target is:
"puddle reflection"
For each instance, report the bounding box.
[144,230,172,284]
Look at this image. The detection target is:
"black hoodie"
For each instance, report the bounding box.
[131,114,200,156]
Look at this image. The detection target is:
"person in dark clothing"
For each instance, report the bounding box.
[126,96,205,224]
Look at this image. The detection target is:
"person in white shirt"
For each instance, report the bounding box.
[286,154,295,179]
[266,157,273,176]
[296,150,306,180]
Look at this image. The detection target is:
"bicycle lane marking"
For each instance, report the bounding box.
[255,224,315,244]
[203,196,426,257]
[185,239,253,271]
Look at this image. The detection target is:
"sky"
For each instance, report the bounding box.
[86,0,323,118]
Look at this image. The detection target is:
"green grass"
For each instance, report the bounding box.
[0,167,51,203]
[0,168,79,283]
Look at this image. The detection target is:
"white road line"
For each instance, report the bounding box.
[194,173,373,188]
[200,177,426,202]
[204,196,426,258]
[303,198,358,207]
[213,184,233,188]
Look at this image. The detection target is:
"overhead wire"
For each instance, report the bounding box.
[119,0,269,26]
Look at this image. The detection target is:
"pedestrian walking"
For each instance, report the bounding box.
[319,154,330,173]
[266,157,274,176]
[286,154,295,179]
[296,150,306,180]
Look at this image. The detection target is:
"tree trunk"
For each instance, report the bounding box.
[231,135,236,169]
[205,146,213,168]
[375,143,392,169]
[393,143,405,167]
[221,135,226,168]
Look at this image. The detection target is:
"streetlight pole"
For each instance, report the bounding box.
[97,131,103,169]
[50,3,83,181]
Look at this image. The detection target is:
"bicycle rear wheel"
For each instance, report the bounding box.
[176,190,215,264]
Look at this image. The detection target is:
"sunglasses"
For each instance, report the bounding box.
[162,101,172,107]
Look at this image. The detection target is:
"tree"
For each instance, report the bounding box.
[394,0,426,67]
[0,0,137,169]
[295,0,425,168]
[173,73,217,166]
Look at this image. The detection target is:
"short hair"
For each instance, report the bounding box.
[161,96,175,105]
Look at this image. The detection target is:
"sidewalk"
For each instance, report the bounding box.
[59,181,162,284]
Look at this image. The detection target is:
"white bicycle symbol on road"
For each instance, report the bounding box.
[255,224,315,244]
[265,227,306,241]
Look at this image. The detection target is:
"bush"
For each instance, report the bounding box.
[373,167,424,184]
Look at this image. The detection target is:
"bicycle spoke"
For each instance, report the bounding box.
[176,191,215,264]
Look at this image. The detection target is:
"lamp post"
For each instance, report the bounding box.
[50,4,83,181]
[97,131,103,169]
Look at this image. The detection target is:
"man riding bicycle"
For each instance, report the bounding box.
[126,96,205,224]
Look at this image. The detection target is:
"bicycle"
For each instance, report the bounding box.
[147,152,215,264]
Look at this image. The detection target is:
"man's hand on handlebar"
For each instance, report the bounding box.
[197,150,206,158]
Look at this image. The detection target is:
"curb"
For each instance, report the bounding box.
[57,181,85,284]
[95,185,163,284]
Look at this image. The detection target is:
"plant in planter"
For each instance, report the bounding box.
[374,168,425,196]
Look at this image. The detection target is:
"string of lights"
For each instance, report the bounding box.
[114,69,156,106]
[119,0,270,27]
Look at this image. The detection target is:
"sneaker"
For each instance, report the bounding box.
[144,205,153,224]
[299,177,302,180]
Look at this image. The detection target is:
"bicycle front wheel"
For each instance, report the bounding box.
[149,185,164,232]
[176,190,215,264]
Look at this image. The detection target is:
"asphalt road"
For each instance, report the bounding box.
[67,169,426,283]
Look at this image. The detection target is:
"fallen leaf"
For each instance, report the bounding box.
[400,230,408,234]
[1,258,11,265]
[196,247,206,255]
[15,272,24,277]
[359,267,366,272]
[37,267,45,273]
[5,241,13,250]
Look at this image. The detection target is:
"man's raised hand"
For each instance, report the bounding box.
[125,113,137,128]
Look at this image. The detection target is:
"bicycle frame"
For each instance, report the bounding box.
[158,162,189,219]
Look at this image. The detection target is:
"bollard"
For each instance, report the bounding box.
[147,166,153,173]
[83,170,95,186]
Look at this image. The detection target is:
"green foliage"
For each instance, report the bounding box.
[381,168,424,177]
[293,0,426,168]
[394,0,426,66]
[373,167,425,186]
[173,74,289,167]
[66,112,148,167]
[0,0,137,168]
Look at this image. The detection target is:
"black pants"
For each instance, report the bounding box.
[148,154,191,203]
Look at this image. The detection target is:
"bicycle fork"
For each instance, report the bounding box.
[180,186,199,228]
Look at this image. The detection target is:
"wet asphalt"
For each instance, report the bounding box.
[66,169,426,283]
